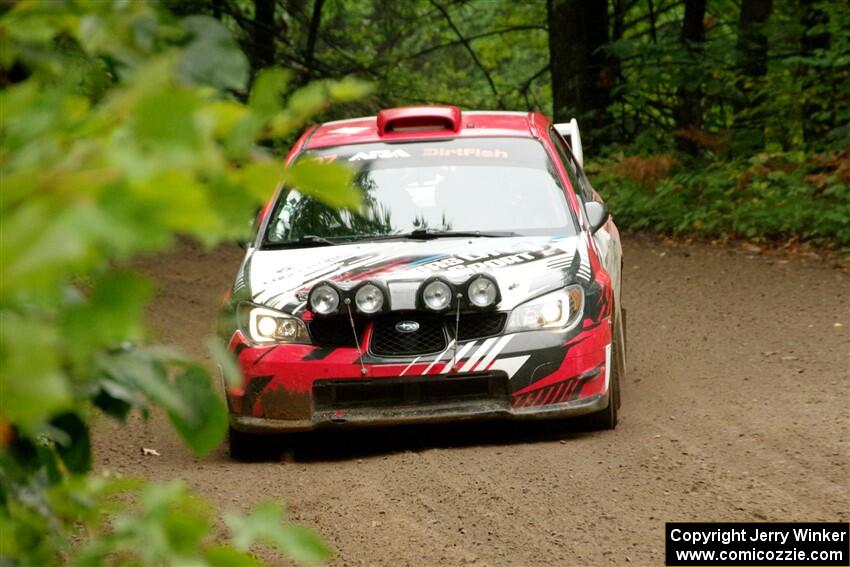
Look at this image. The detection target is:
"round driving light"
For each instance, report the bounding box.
[467,276,497,307]
[422,280,451,311]
[309,284,340,315]
[355,283,384,314]
[256,315,278,337]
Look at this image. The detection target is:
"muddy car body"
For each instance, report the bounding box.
[219,107,625,457]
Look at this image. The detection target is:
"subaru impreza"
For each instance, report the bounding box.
[219,106,625,458]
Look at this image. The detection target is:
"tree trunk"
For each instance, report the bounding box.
[303,0,326,80]
[548,0,615,149]
[734,0,773,152]
[612,0,626,42]
[610,0,627,138]
[249,0,276,73]
[647,0,657,43]
[800,0,832,145]
[673,0,707,154]
[737,0,772,78]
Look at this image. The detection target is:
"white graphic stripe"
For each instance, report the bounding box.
[576,234,591,281]
[441,341,477,374]
[459,337,498,373]
[400,356,421,376]
[363,251,398,266]
[604,343,612,389]
[258,255,383,305]
[474,335,513,371]
[421,340,455,375]
[488,355,530,379]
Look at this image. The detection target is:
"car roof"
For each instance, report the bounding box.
[303,108,549,151]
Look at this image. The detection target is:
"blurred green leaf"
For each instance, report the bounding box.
[97,350,187,417]
[285,159,361,210]
[93,377,135,420]
[1,0,361,564]
[61,272,153,366]
[131,91,202,149]
[249,68,292,118]
[178,16,249,92]
[236,161,285,203]
[269,525,334,565]
[205,546,264,567]
[50,413,91,474]
[224,113,264,160]
[167,365,228,456]
[326,77,373,102]
[226,502,333,564]
[207,337,242,389]
[0,311,70,427]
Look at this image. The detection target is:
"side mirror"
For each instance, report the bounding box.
[585,201,609,234]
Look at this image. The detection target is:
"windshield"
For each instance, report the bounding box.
[264,137,576,245]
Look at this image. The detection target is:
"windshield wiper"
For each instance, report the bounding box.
[265,230,519,248]
[404,229,519,239]
[328,230,519,242]
[265,234,340,248]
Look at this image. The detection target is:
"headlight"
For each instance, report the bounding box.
[422,280,452,311]
[239,304,310,344]
[355,283,384,314]
[505,286,584,332]
[309,283,340,315]
[467,275,498,308]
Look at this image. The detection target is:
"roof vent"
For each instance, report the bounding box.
[377,105,462,135]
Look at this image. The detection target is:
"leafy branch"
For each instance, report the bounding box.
[0,2,369,565]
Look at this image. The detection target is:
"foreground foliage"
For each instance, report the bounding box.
[0,1,367,564]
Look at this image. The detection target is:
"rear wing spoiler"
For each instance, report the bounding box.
[553,119,584,168]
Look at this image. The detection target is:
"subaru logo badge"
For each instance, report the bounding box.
[395,321,420,334]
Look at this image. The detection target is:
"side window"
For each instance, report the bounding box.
[576,164,595,202]
[548,127,593,203]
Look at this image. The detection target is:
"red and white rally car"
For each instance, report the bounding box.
[219,106,625,458]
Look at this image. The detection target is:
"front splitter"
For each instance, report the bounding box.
[229,393,608,433]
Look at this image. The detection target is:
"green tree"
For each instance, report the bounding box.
[0,1,368,564]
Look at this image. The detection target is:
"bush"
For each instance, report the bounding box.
[591,150,850,246]
[0,1,368,564]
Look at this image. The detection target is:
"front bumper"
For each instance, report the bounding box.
[226,318,612,433]
[231,393,609,432]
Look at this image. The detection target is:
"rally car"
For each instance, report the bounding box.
[219,106,625,459]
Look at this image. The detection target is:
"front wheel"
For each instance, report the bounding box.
[229,426,276,461]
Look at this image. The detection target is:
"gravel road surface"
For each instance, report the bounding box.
[94,237,850,566]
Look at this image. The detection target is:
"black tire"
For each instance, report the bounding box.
[618,306,626,409]
[229,426,275,461]
[621,306,627,359]
[576,310,624,431]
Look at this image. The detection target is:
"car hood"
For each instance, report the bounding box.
[243,235,592,313]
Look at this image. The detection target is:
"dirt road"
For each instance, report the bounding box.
[93,237,850,566]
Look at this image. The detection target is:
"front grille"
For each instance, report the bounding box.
[313,372,510,410]
[308,317,367,347]
[309,311,506,353]
[449,312,507,341]
[370,313,447,357]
